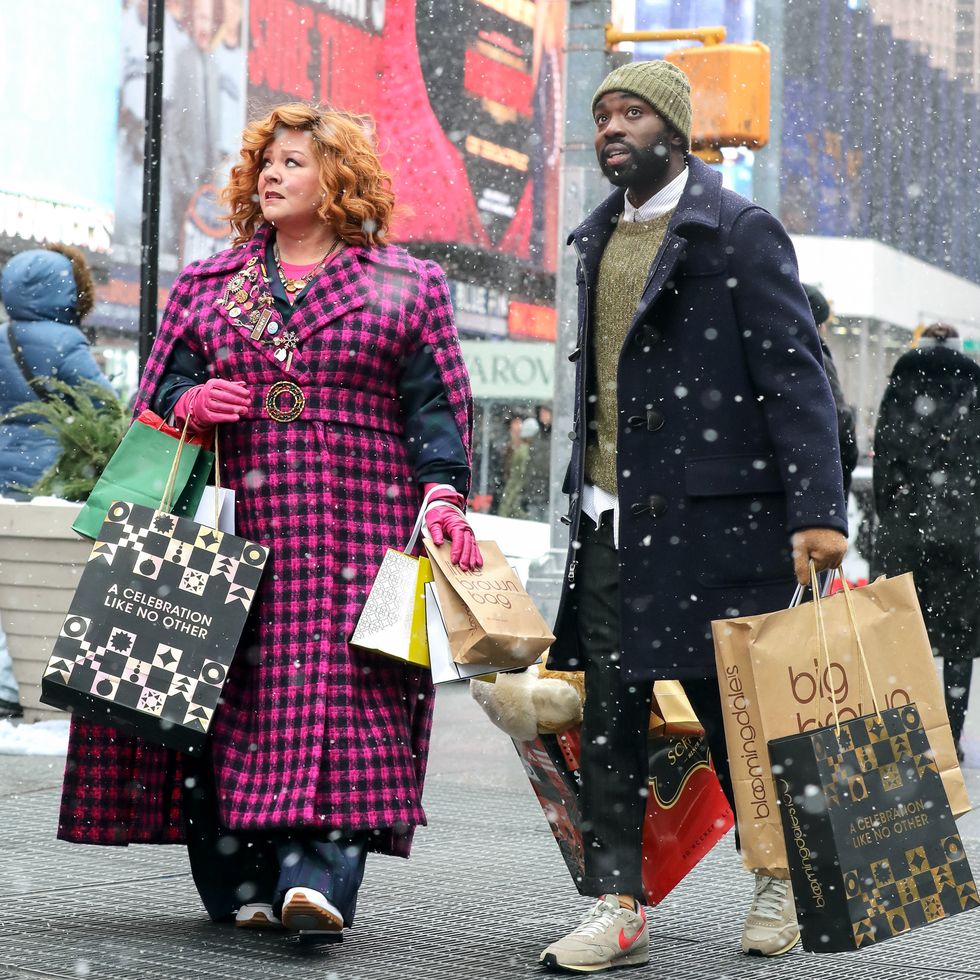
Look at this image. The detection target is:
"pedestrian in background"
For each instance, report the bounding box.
[0,613,21,720]
[541,60,847,973]
[58,102,480,938]
[489,408,524,513]
[523,404,553,521]
[873,323,980,763]
[0,245,112,499]
[499,415,540,519]
[804,283,859,500]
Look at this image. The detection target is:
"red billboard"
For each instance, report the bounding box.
[247,0,562,272]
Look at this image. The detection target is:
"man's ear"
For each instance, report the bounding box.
[668,128,685,148]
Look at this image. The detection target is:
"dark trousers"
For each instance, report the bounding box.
[575,516,735,900]
[944,658,974,744]
[181,750,367,926]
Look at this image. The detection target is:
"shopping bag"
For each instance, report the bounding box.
[350,486,445,666]
[40,499,269,753]
[423,538,554,668]
[424,582,537,683]
[770,569,978,951]
[194,486,235,533]
[515,682,734,905]
[72,411,214,540]
[712,570,969,877]
[42,428,267,753]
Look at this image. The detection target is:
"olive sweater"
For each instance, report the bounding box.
[585,212,672,494]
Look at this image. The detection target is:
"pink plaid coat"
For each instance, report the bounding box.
[59,224,473,857]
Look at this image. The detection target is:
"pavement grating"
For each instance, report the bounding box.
[2,688,980,979]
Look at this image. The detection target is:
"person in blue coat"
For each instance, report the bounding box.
[539,62,848,973]
[0,245,112,498]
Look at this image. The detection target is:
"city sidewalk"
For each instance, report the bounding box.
[2,683,979,980]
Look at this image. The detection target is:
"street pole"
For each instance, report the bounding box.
[138,0,165,374]
[526,0,613,624]
[752,0,784,217]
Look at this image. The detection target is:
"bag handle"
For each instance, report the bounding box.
[158,419,222,518]
[404,483,459,553]
[807,561,883,734]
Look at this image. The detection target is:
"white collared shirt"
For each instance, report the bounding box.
[580,167,689,546]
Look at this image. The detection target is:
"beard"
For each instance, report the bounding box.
[598,134,672,188]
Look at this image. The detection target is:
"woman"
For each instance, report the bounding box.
[873,324,980,762]
[59,103,481,934]
[0,244,112,498]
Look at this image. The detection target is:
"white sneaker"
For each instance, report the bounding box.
[280,887,344,933]
[234,902,283,930]
[741,874,800,956]
[540,895,649,973]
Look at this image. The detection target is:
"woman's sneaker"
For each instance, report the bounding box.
[540,895,649,973]
[234,903,282,930]
[741,874,800,956]
[280,887,344,934]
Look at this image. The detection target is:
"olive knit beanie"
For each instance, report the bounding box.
[592,60,692,150]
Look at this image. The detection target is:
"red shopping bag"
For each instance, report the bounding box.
[514,690,733,905]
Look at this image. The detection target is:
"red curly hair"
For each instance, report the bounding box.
[222,103,395,247]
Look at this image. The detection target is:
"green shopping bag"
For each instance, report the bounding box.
[72,411,214,540]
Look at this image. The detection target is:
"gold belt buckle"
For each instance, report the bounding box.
[265,380,305,423]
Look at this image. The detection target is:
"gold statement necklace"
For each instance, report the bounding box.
[273,238,343,295]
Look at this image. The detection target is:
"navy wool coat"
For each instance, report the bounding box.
[549,154,847,681]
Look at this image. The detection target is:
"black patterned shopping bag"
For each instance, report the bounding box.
[771,703,979,952]
[41,500,268,753]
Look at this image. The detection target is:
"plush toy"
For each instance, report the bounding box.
[470,655,585,742]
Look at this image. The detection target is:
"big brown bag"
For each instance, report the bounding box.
[423,538,554,669]
[712,572,970,877]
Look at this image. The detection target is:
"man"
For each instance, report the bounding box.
[541,61,848,973]
[804,283,859,499]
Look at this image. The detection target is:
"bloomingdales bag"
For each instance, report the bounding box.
[516,681,733,905]
[41,433,268,753]
[770,571,979,952]
[350,486,448,667]
[712,569,969,877]
[423,538,554,669]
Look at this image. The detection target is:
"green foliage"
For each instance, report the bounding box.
[1,378,128,501]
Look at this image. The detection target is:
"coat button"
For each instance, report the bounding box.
[646,410,665,432]
[568,430,577,441]
[568,346,582,362]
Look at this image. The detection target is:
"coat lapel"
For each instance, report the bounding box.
[289,246,378,347]
[211,227,298,377]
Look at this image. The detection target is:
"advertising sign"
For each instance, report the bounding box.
[247,0,563,271]
[0,1,121,252]
[113,0,247,270]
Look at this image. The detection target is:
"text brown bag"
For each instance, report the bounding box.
[423,539,554,668]
[712,572,970,877]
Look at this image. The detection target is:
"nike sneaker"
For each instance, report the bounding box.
[540,895,649,973]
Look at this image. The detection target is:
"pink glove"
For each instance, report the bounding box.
[173,379,251,433]
[423,483,483,571]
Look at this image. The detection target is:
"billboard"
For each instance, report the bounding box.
[247,0,563,272]
[113,0,247,270]
[0,1,121,252]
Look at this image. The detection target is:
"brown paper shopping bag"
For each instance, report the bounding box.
[712,572,970,877]
[423,539,554,669]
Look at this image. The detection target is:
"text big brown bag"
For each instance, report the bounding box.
[711,572,970,877]
[423,539,554,669]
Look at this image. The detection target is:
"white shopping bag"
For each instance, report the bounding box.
[193,487,236,532]
[424,583,537,684]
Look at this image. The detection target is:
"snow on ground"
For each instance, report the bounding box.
[0,718,69,755]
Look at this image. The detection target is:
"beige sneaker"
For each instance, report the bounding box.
[540,895,649,973]
[741,874,800,956]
